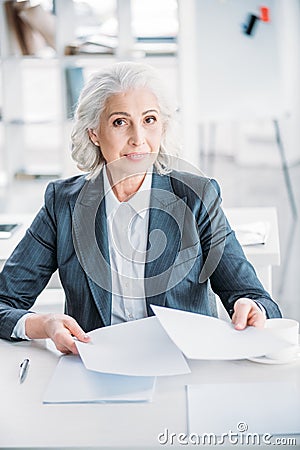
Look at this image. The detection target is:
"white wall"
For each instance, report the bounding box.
[178,0,300,167]
[277,0,300,165]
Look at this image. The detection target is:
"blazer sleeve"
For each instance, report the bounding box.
[0,183,58,340]
[198,178,282,319]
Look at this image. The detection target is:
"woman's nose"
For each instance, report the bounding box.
[129,124,145,146]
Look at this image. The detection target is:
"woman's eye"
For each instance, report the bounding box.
[145,116,157,124]
[113,118,127,127]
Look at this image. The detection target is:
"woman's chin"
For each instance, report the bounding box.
[107,153,157,180]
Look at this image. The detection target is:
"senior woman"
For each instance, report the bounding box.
[0,61,281,354]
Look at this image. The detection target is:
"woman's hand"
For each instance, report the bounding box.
[232,298,266,330]
[25,313,90,354]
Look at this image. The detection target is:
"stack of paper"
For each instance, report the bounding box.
[44,306,289,404]
[44,315,190,404]
[44,356,156,404]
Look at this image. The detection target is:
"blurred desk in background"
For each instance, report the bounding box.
[0,213,33,268]
[0,208,280,315]
[225,207,280,294]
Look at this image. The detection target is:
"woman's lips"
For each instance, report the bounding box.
[124,152,149,160]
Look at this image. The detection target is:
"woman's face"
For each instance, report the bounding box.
[89,88,163,166]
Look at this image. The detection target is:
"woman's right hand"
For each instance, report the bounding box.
[25,313,90,354]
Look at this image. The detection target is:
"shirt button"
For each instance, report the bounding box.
[128,313,134,319]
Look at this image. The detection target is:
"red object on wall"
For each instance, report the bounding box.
[260,6,270,22]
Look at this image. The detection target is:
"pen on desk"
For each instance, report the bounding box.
[19,358,30,383]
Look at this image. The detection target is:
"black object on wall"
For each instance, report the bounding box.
[243,13,260,36]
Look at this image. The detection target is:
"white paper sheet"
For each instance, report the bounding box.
[43,355,156,404]
[76,316,190,376]
[187,382,300,436]
[151,305,289,360]
[235,221,270,246]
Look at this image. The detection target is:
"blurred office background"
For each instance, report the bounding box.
[0,0,299,320]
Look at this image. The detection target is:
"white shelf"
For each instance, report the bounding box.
[0,0,179,182]
[0,0,112,180]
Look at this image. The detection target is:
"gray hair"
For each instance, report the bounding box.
[71,61,179,179]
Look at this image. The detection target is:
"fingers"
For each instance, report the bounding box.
[53,330,79,355]
[232,299,250,330]
[59,317,91,355]
[44,314,90,355]
[64,316,90,343]
[245,306,266,328]
[232,298,266,330]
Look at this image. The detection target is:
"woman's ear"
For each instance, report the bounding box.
[88,128,100,146]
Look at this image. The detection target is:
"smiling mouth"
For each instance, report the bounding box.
[124,153,149,160]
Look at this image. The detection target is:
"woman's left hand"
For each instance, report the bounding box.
[232,298,266,330]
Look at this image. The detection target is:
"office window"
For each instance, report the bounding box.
[131,0,178,55]
[73,0,117,38]
[131,0,178,40]
[70,0,178,56]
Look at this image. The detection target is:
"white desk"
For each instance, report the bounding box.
[0,214,33,268]
[0,338,299,449]
[0,213,61,290]
[225,207,280,294]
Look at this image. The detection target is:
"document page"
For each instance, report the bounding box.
[235,221,270,246]
[152,305,289,360]
[76,316,190,376]
[187,382,300,436]
[43,355,156,404]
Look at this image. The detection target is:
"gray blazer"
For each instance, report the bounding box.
[0,170,281,340]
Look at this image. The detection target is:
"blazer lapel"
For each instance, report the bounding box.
[145,173,187,314]
[72,171,112,326]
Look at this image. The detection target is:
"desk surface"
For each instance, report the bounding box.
[0,338,299,450]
